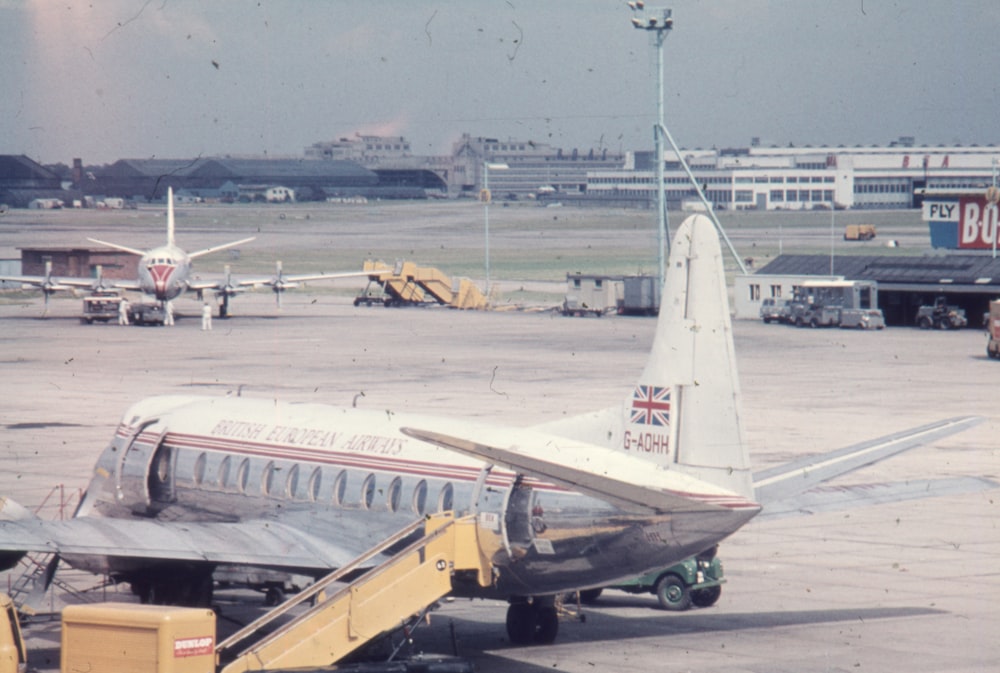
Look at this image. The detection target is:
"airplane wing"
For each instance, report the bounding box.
[752,416,985,507]
[107,279,142,292]
[231,270,369,289]
[0,505,364,575]
[401,427,759,515]
[0,275,99,290]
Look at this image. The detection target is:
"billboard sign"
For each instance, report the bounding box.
[923,194,1000,249]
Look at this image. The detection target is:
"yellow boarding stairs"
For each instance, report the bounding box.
[360,260,488,310]
[216,512,492,673]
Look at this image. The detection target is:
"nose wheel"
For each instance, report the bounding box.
[506,598,559,645]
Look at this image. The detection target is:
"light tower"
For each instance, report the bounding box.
[481,161,509,297]
[629,1,673,288]
[628,3,748,279]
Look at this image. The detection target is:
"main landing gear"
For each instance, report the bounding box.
[505,596,559,646]
[129,565,215,607]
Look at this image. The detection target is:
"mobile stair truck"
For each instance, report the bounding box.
[54,512,488,673]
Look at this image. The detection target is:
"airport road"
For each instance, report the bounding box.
[1,288,998,673]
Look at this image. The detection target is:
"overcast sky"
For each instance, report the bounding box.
[2,1,998,166]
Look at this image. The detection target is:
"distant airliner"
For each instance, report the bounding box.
[1,187,364,317]
[0,215,983,647]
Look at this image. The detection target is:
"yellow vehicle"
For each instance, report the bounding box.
[844,224,876,241]
[0,594,26,673]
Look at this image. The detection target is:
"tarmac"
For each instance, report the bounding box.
[0,206,997,672]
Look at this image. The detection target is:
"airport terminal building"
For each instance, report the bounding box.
[582,138,999,211]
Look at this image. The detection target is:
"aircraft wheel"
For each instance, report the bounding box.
[264,585,285,606]
[655,574,691,611]
[690,585,722,608]
[534,606,559,644]
[505,602,537,645]
[578,588,603,604]
[506,601,560,645]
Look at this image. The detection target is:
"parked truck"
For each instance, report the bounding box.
[916,296,967,330]
[844,224,876,241]
[787,280,885,329]
[80,293,122,324]
[573,548,725,612]
[986,300,1000,358]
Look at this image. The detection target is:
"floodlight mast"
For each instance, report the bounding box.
[482,161,509,297]
[628,4,748,279]
[629,3,673,288]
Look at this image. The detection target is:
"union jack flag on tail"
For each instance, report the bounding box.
[630,385,671,426]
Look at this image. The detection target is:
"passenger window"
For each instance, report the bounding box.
[412,480,427,515]
[332,470,347,506]
[308,467,322,501]
[262,461,276,496]
[286,464,300,498]
[237,458,250,493]
[193,453,207,485]
[217,456,231,488]
[387,477,402,512]
[438,483,454,512]
[361,474,376,510]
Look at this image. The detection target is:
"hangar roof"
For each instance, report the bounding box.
[756,254,1000,291]
[101,158,376,181]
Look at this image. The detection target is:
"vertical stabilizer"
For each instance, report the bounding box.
[167,186,176,246]
[535,214,753,500]
[632,214,752,499]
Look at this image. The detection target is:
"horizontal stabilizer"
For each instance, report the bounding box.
[753,416,983,505]
[758,476,999,520]
[189,236,257,260]
[401,426,759,515]
[87,237,146,256]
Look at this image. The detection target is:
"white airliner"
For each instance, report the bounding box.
[0,215,983,646]
[1,187,364,317]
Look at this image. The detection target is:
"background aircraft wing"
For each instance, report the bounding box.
[107,279,142,292]
[233,270,369,288]
[0,275,98,290]
[0,510,362,574]
[753,416,985,508]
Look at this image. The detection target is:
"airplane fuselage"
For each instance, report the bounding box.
[137,244,192,301]
[73,395,759,599]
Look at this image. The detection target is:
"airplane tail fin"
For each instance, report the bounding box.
[629,214,752,499]
[537,214,753,501]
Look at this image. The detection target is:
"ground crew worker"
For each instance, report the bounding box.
[118,298,130,326]
[201,302,212,331]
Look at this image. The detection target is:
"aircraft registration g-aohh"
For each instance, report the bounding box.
[0,187,366,317]
[0,215,983,645]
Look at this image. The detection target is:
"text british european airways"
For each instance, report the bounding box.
[209,419,404,455]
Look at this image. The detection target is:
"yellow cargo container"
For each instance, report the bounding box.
[61,603,215,673]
